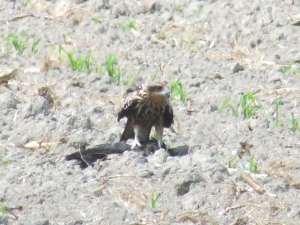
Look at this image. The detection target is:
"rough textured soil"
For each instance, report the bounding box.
[1,0,300,224]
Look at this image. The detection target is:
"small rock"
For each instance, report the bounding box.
[137,170,154,178]
[137,157,148,164]
[178,155,191,167]
[176,181,192,196]
[21,96,49,118]
[274,179,289,192]
[147,148,167,164]
[287,204,300,218]
[150,3,162,13]
[210,104,218,112]
[233,63,245,73]
[0,91,17,109]
[168,144,189,156]
[175,172,203,196]
[68,135,87,148]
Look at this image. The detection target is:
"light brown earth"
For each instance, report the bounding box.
[1,0,300,224]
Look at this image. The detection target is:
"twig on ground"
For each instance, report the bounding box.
[8,14,35,22]
[78,145,90,167]
[218,204,246,215]
[241,171,277,198]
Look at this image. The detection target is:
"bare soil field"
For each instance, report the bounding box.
[1,0,300,224]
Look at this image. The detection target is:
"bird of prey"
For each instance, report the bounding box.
[118,82,173,149]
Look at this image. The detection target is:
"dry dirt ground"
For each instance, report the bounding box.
[1,0,300,224]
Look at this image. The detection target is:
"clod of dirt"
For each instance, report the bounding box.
[176,172,204,196]
[233,63,245,73]
[150,3,162,13]
[0,89,17,109]
[21,96,50,118]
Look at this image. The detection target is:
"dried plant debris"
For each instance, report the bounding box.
[37,86,54,106]
[238,141,253,157]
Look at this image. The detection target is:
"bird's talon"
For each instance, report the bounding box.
[126,139,142,149]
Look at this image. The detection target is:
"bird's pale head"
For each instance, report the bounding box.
[146,82,170,99]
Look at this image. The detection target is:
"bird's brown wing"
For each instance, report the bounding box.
[120,116,154,142]
[120,117,135,141]
[163,103,174,128]
[118,87,144,122]
[118,92,145,141]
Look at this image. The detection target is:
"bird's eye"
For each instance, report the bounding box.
[156,86,163,91]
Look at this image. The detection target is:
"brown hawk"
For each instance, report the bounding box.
[118,82,173,149]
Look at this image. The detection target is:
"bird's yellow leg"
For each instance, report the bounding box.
[155,122,164,149]
[126,127,142,149]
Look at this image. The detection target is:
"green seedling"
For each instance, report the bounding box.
[84,52,93,72]
[25,0,31,7]
[230,92,262,119]
[0,153,11,166]
[66,51,91,72]
[190,45,197,52]
[282,63,300,75]
[285,113,300,133]
[121,19,136,31]
[150,191,162,208]
[268,97,282,128]
[213,155,220,163]
[170,77,191,102]
[115,68,123,84]
[151,73,157,82]
[59,45,92,72]
[125,66,143,86]
[166,34,173,44]
[6,33,27,54]
[98,65,106,77]
[31,37,41,55]
[125,73,135,86]
[218,97,230,112]
[157,31,165,39]
[175,5,184,13]
[93,17,99,24]
[249,156,257,173]
[105,52,117,76]
[228,156,237,168]
[197,4,204,17]
[104,52,123,83]
[0,203,7,214]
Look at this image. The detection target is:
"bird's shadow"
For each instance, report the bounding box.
[65,140,189,169]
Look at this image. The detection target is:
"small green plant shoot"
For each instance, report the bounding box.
[285,113,300,133]
[249,156,258,173]
[6,33,27,54]
[218,97,230,113]
[282,62,300,75]
[31,37,41,55]
[0,203,7,214]
[150,191,162,208]
[25,0,31,7]
[104,52,123,83]
[0,153,11,166]
[268,97,281,128]
[121,19,136,31]
[170,77,190,102]
[230,92,262,118]
[228,156,237,168]
[59,45,92,72]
